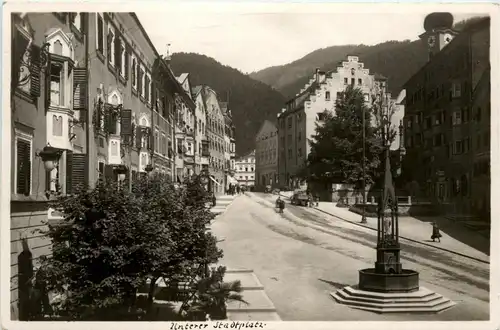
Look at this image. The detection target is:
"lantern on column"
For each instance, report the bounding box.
[38,145,63,172]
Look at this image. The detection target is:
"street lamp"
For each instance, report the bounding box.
[361,98,367,224]
[114,164,128,184]
[145,163,154,178]
[37,145,63,172]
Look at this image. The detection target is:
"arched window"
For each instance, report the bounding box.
[52,115,63,136]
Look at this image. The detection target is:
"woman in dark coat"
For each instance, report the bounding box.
[431,222,442,242]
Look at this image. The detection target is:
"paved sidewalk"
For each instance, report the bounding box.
[260,192,489,263]
[313,202,490,263]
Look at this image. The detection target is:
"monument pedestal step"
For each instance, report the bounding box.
[331,286,456,314]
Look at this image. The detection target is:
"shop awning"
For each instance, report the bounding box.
[227,176,238,184]
[209,176,221,185]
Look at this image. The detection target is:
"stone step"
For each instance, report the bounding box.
[333,291,449,308]
[347,300,456,314]
[330,286,457,314]
[343,285,435,299]
[227,290,277,312]
[227,311,282,321]
[336,288,442,304]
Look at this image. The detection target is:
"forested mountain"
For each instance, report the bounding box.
[170,53,287,157]
[250,16,487,99]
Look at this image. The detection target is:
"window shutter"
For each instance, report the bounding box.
[151,82,155,106]
[147,128,153,151]
[16,139,31,196]
[120,108,132,144]
[30,45,42,97]
[66,150,73,194]
[135,126,142,149]
[72,153,87,191]
[44,56,52,109]
[115,36,121,71]
[125,46,130,80]
[137,66,143,94]
[107,32,113,62]
[131,59,135,85]
[73,67,87,111]
[104,164,115,181]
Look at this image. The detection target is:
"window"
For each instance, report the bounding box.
[325,91,330,100]
[15,130,32,195]
[351,78,355,85]
[120,39,126,78]
[358,78,362,85]
[107,24,115,65]
[288,148,292,159]
[298,131,302,141]
[140,66,146,97]
[452,111,462,126]
[298,148,302,157]
[287,117,292,129]
[154,130,159,153]
[98,161,105,180]
[344,78,348,85]
[111,141,118,156]
[96,14,104,53]
[452,82,461,98]
[146,73,151,103]
[317,113,326,121]
[131,56,137,89]
[52,115,63,136]
[50,63,64,106]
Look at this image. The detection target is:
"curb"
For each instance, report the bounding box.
[312,207,490,265]
[252,192,489,265]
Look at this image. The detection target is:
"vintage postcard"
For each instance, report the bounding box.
[1,1,498,330]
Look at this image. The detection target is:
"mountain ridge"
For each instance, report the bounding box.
[170,52,287,157]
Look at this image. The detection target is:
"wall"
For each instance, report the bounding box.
[235,152,255,187]
[255,120,278,190]
[205,87,226,193]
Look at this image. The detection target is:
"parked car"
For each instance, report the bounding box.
[290,190,309,206]
[265,185,272,193]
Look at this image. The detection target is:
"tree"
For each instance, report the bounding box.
[305,85,384,189]
[32,175,225,321]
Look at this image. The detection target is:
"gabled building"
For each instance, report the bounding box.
[402,13,490,217]
[174,72,197,179]
[220,101,237,189]
[191,86,210,175]
[277,56,386,188]
[202,86,226,194]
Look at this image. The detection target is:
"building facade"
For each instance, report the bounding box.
[174,72,197,180]
[10,13,88,319]
[255,120,278,191]
[220,102,237,189]
[235,150,256,188]
[203,86,226,194]
[9,12,197,319]
[191,86,210,175]
[402,14,490,217]
[277,56,383,188]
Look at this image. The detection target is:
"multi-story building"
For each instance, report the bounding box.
[235,150,256,188]
[174,72,197,179]
[10,13,87,319]
[255,120,278,190]
[203,86,226,194]
[277,56,385,188]
[402,13,490,217]
[220,101,237,189]
[88,13,184,187]
[9,12,196,319]
[191,85,210,175]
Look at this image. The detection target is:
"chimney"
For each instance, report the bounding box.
[315,67,320,83]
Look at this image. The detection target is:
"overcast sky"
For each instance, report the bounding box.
[137,7,484,74]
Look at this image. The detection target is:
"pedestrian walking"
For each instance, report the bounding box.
[431,222,442,242]
[236,185,240,194]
